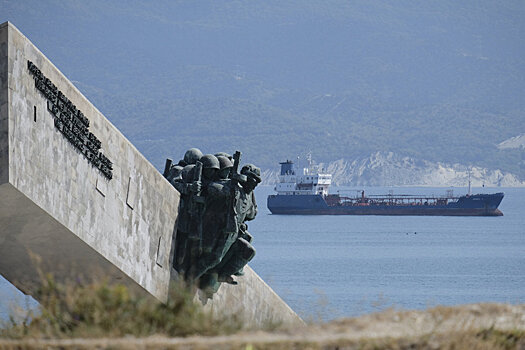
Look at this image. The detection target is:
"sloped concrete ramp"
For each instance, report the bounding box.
[0,21,302,327]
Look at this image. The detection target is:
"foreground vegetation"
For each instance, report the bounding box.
[0,276,240,340]
[1,278,523,349]
[1,323,523,349]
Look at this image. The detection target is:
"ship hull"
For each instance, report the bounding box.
[267,193,504,216]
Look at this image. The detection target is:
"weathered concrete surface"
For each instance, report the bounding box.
[0,184,148,296]
[199,266,302,328]
[0,21,179,301]
[0,23,8,185]
[0,21,303,327]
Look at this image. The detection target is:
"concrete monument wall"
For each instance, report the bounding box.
[0,21,180,301]
[0,22,302,327]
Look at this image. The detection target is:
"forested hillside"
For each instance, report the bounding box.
[3,1,525,180]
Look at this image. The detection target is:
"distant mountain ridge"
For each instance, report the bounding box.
[261,152,525,187]
[2,1,525,180]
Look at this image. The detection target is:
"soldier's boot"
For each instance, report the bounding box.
[218,275,238,285]
[218,237,256,279]
[198,272,221,298]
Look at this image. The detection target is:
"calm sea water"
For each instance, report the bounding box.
[1,186,524,321]
[249,186,525,320]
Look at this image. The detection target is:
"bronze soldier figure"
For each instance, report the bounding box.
[214,164,260,284]
[169,148,204,277]
[164,148,261,297]
[216,155,233,180]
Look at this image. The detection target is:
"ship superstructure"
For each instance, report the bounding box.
[275,158,332,196]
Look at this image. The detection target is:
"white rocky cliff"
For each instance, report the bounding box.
[261,152,525,187]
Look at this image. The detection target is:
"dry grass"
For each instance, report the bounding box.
[0,327,523,349]
[0,277,523,349]
[0,274,241,339]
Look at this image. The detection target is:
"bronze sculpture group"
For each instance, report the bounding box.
[164,148,260,296]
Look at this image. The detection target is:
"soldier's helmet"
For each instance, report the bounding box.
[168,165,184,180]
[181,164,196,183]
[241,164,262,183]
[183,148,203,165]
[215,152,232,161]
[200,154,220,170]
[217,155,233,170]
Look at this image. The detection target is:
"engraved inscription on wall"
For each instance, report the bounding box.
[27,61,113,180]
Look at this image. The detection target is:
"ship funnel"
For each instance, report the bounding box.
[280,160,295,175]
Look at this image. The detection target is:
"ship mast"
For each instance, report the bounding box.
[303,151,314,175]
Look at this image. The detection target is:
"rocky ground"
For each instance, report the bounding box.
[0,303,523,349]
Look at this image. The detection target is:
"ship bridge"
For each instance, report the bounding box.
[275,159,331,196]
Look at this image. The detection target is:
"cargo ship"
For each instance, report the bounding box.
[267,159,504,216]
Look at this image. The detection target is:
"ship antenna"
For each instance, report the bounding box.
[305,151,313,175]
[307,152,312,167]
